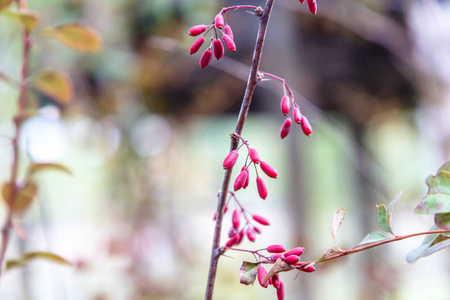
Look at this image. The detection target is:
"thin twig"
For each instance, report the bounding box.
[204,1,276,299]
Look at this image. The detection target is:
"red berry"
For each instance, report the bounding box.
[228,227,238,238]
[222,34,236,52]
[223,25,233,40]
[259,161,278,179]
[242,166,250,189]
[232,209,241,229]
[307,0,317,14]
[234,169,248,191]
[257,265,269,288]
[280,118,292,139]
[280,95,290,115]
[215,13,224,28]
[256,177,268,200]
[293,106,302,124]
[276,281,285,300]
[284,247,304,257]
[223,150,239,169]
[299,0,305,3]
[300,115,313,136]
[252,214,270,226]
[246,227,256,242]
[284,255,299,265]
[253,226,262,234]
[225,235,238,247]
[213,38,224,60]
[200,48,213,69]
[190,36,205,55]
[270,254,283,261]
[302,265,316,273]
[267,244,286,253]
[272,274,281,289]
[249,148,260,163]
[235,229,245,244]
[189,24,207,36]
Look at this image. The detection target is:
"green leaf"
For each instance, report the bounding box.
[415,163,450,214]
[387,191,402,216]
[1,10,39,31]
[331,208,346,250]
[434,213,450,230]
[239,261,259,285]
[376,204,392,234]
[42,23,102,52]
[0,0,13,11]
[5,251,70,271]
[28,163,72,177]
[406,226,450,264]
[355,231,390,247]
[32,69,73,104]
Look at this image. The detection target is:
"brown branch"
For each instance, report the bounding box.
[204,1,276,299]
[0,0,31,275]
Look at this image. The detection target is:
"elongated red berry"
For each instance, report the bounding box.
[228,227,238,238]
[200,48,213,68]
[215,13,224,28]
[222,34,236,52]
[256,177,268,199]
[223,25,233,40]
[190,36,205,55]
[284,255,299,265]
[232,209,241,229]
[223,150,239,169]
[307,0,317,14]
[293,106,302,124]
[258,265,269,288]
[213,38,224,60]
[299,0,305,3]
[300,115,313,136]
[272,274,281,289]
[270,254,283,261]
[249,148,260,163]
[284,247,304,257]
[242,166,250,189]
[189,24,207,36]
[280,118,292,139]
[253,226,261,234]
[302,265,316,273]
[252,214,270,226]
[246,227,256,242]
[277,281,285,300]
[225,235,237,247]
[259,161,278,179]
[267,244,286,253]
[280,95,290,115]
[235,229,245,244]
[234,169,248,191]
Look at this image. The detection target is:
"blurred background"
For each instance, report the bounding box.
[1,0,450,299]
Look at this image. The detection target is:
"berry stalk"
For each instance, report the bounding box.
[204,1,276,299]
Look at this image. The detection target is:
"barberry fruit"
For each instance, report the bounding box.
[200,48,213,69]
[256,177,268,200]
[252,214,270,226]
[190,36,205,55]
[267,244,286,253]
[257,265,270,288]
[189,24,207,36]
[223,25,234,40]
[223,34,236,52]
[270,254,284,261]
[228,227,238,238]
[301,265,316,273]
[272,274,281,289]
[225,235,238,247]
[293,107,302,124]
[283,247,304,257]
[234,169,248,191]
[280,95,290,115]
[300,115,313,136]
[223,150,239,169]
[242,167,250,189]
[246,227,256,242]
[280,118,292,139]
[277,281,285,300]
[213,38,224,60]
[307,0,317,14]
[215,13,224,28]
[232,209,241,229]
[259,161,278,179]
[284,255,299,265]
[253,226,262,234]
[249,148,260,163]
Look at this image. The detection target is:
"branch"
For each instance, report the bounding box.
[204,1,276,299]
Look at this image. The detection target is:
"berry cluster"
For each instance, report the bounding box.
[226,206,271,247]
[299,0,318,15]
[223,133,278,200]
[188,6,262,68]
[258,72,313,139]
